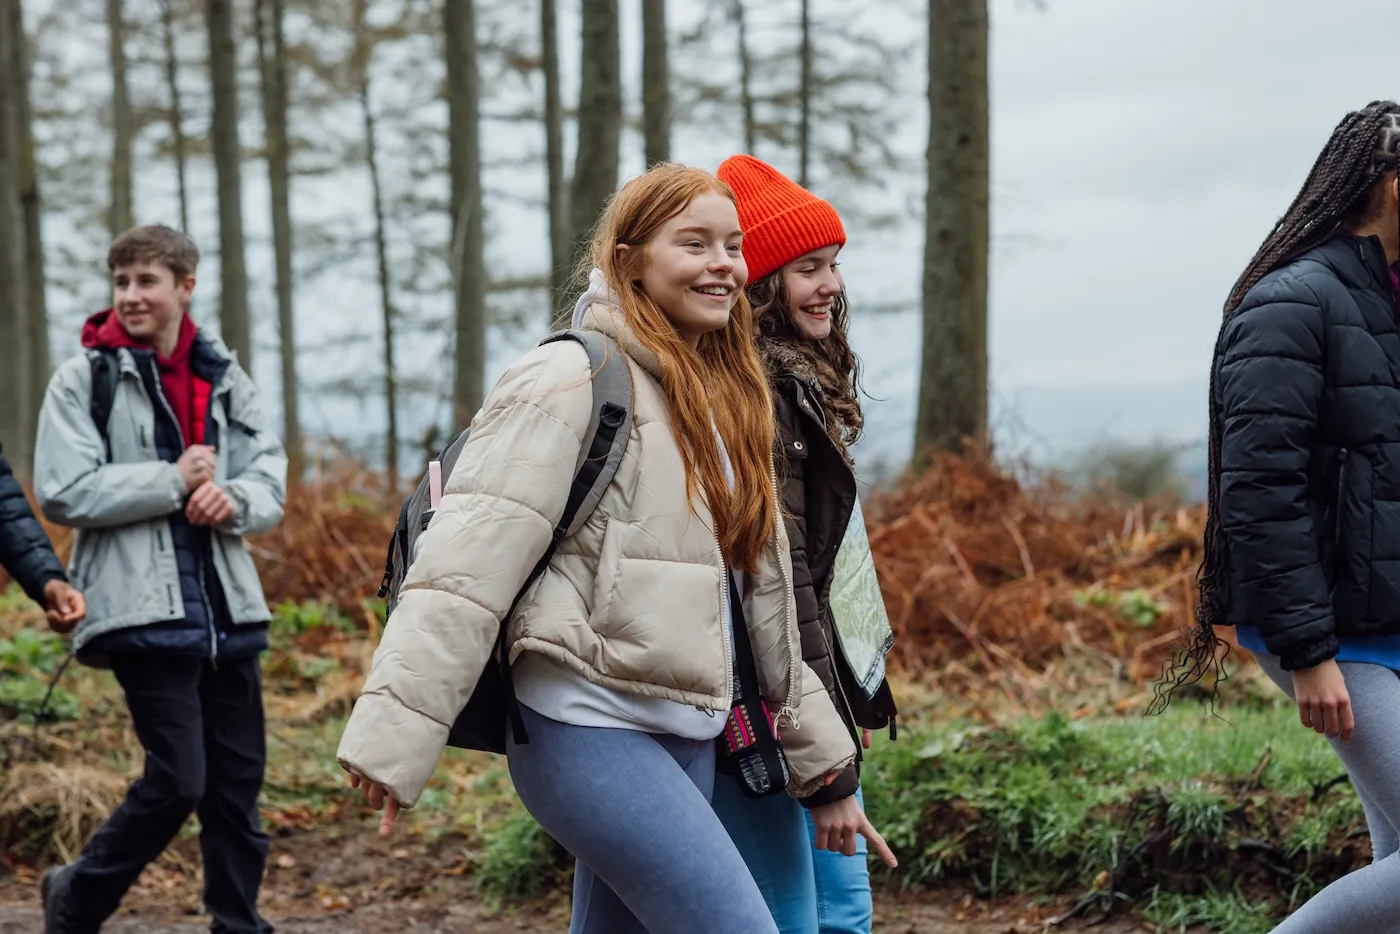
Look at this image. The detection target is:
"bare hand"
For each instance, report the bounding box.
[186,483,235,526]
[810,796,898,868]
[1292,659,1354,741]
[41,580,86,633]
[862,729,873,750]
[177,444,217,491]
[348,771,402,836]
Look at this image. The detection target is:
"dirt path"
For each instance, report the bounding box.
[0,897,1154,934]
[0,811,1153,933]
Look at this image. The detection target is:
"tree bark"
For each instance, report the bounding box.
[107,0,134,237]
[352,0,399,489]
[445,0,486,426]
[205,0,252,366]
[798,0,812,186]
[916,0,990,461]
[0,1,30,470]
[567,0,621,286]
[733,0,756,154]
[541,0,569,322]
[640,0,670,167]
[11,0,46,456]
[255,0,301,486]
[162,0,191,233]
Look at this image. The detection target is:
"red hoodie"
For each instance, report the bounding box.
[81,309,212,448]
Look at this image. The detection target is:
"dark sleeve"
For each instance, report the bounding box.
[799,762,860,809]
[774,387,856,809]
[1216,278,1336,670]
[0,443,68,604]
[777,396,824,669]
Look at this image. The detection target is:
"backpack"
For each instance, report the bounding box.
[88,350,120,461]
[376,329,633,754]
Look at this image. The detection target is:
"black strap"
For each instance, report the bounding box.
[88,350,119,462]
[728,574,762,703]
[726,572,789,796]
[497,398,627,746]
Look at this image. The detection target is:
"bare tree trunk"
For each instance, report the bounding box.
[0,0,30,469]
[352,0,399,489]
[107,0,134,237]
[731,0,755,154]
[541,0,569,322]
[640,0,670,167]
[445,0,486,425]
[12,0,46,444]
[915,0,990,461]
[798,0,811,186]
[255,0,301,486]
[567,0,621,284]
[205,0,251,366]
[162,0,190,233]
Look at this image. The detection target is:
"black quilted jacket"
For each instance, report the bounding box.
[0,441,67,604]
[1215,233,1400,670]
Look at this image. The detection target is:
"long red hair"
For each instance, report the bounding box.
[586,164,776,573]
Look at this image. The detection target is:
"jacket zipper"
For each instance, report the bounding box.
[150,371,220,665]
[709,527,734,713]
[1335,448,1348,549]
[770,459,801,728]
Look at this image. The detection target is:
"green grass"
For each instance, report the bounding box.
[859,699,1367,928]
[1143,887,1275,934]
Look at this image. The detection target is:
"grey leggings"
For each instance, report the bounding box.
[1255,655,1400,933]
[506,704,780,934]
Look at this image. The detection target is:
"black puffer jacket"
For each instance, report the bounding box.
[1216,233,1400,670]
[0,441,68,604]
[772,372,897,808]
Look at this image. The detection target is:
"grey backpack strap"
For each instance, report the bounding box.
[493,329,632,746]
[538,329,633,539]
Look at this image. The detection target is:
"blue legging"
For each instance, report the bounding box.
[712,771,873,934]
[507,705,780,934]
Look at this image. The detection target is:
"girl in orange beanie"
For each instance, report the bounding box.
[713,154,900,934]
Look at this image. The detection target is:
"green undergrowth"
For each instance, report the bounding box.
[390,695,1368,929]
[2,583,1372,930]
[861,701,1367,931]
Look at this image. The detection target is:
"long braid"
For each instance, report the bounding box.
[1151,101,1400,713]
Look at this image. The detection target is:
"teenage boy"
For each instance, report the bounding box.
[34,225,287,934]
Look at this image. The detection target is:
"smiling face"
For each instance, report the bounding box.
[620,192,748,348]
[780,245,843,341]
[111,260,194,350]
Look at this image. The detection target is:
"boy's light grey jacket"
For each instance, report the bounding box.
[33,335,287,659]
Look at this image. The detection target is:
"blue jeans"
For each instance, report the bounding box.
[712,772,873,934]
[508,706,780,934]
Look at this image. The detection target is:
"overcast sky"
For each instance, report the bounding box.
[843,0,1400,461]
[33,0,1400,467]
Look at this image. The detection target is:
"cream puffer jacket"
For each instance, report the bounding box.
[337,305,858,806]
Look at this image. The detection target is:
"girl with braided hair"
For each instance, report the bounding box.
[1166,100,1400,930]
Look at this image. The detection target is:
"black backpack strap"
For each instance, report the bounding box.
[496,329,634,745]
[86,349,119,462]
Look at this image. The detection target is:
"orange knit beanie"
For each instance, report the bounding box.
[717,154,847,284]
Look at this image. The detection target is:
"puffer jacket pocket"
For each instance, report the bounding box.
[1333,448,1374,625]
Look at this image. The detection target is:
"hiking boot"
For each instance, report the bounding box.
[41,865,98,934]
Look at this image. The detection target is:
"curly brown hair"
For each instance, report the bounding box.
[749,269,864,459]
